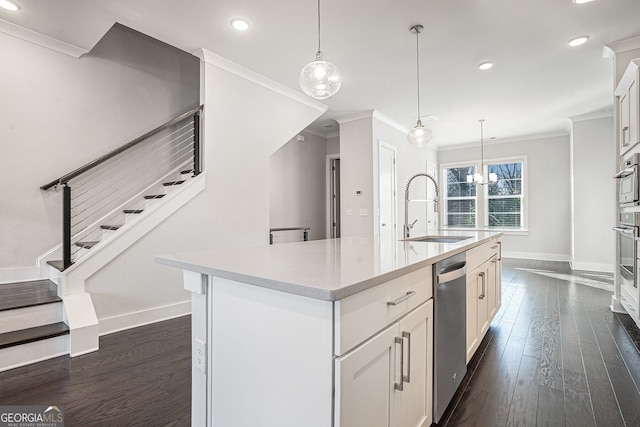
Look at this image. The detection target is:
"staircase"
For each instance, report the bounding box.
[0,280,68,372]
[45,169,196,269]
[0,105,205,371]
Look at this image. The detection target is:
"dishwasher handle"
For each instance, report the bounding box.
[437,261,467,283]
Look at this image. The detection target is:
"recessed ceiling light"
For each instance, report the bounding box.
[573,0,595,4]
[478,62,494,70]
[230,18,250,31]
[0,0,20,11]
[568,35,589,47]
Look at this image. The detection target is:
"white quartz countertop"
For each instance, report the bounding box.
[156,231,502,301]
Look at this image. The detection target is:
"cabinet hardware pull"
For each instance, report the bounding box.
[479,272,486,299]
[402,331,411,383]
[394,336,404,391]
[387,291,416,306]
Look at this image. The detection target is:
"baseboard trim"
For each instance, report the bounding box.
[569,260,614,273]
[502,251,571,263]
[99,301,191,336]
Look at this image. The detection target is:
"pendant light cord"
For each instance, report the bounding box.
[317,0,321,53]
[415,29,421,122]
[480,119,485,173]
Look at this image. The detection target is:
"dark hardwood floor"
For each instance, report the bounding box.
[0,315,191,426]
[443,258,640,427]
[1,259,639,426]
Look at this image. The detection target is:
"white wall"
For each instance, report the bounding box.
[326,135,340,155]
[372,113,439,239]
[269,132,329,241]
[570,116,615,272]
[439,135,572,261]
[338,111,438,238]
[0,24,199,268]
[339,116,375,236]
[85,50,326,330]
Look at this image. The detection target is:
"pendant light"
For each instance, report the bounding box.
[407,24,433,147]
[299,0,342,99]
[467,119,498,184]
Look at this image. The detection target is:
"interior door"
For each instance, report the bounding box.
[379,143,397,241]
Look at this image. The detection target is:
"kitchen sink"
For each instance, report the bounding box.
[404,235,471,243]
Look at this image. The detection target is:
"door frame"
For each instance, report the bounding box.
[326,154,341,238]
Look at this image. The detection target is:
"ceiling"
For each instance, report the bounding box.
[2,0,639,147]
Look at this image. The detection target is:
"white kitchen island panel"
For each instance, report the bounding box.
[188,271,334,427]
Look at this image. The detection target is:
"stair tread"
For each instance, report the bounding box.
[144,194,166,199]
[100,225,122,230]
[0,279,61,312]
[0,322,69,350]
[123,209,144,214]
[75,241,99,249]
[181,169,194,175]
[46,260,67,271]
[163,180,185,186]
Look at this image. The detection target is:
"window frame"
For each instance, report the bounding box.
[440,156,528,232]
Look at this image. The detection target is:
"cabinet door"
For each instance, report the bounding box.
[487,257,499,319]
[477,264,490,338]
[394,301,433,427]
[621,90,631,151]
[335,324,397,427]
[466,266,480,362]
[630,78,638,145]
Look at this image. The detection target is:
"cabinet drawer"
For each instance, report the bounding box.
[466,239,501,272]
[621,283,639,319]
[334,267,432,355]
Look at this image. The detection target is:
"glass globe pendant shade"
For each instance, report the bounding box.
[407,120,433,147]
[299,51,342,100]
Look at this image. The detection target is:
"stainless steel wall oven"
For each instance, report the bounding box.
[614,212,640,290]
[615,153,640,206]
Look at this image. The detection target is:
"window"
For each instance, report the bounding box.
[486,162,523,227]
[445,166,477,227]
[442,158,526,230]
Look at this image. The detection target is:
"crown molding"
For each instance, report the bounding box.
[605,36,640,55]
[438,130,569,151]
[568,109,614,122]
[193,48,327,114]
[0,18,88,58]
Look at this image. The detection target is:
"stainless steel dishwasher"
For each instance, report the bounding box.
[433,253,467,423]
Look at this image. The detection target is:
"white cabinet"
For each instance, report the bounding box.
[465,239,501,362]
[335,300,433,427]
[616,59,640,155]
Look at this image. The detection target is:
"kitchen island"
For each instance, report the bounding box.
[157,231,502,427]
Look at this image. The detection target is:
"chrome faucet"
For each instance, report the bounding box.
[404,173,439,238]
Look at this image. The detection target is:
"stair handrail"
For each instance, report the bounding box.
[41,104,204,190]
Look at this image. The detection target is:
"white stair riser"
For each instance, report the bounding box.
[0,302,63,334]
[75,246,90,259]
[102,229,119,239]
[0,335,69,373]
